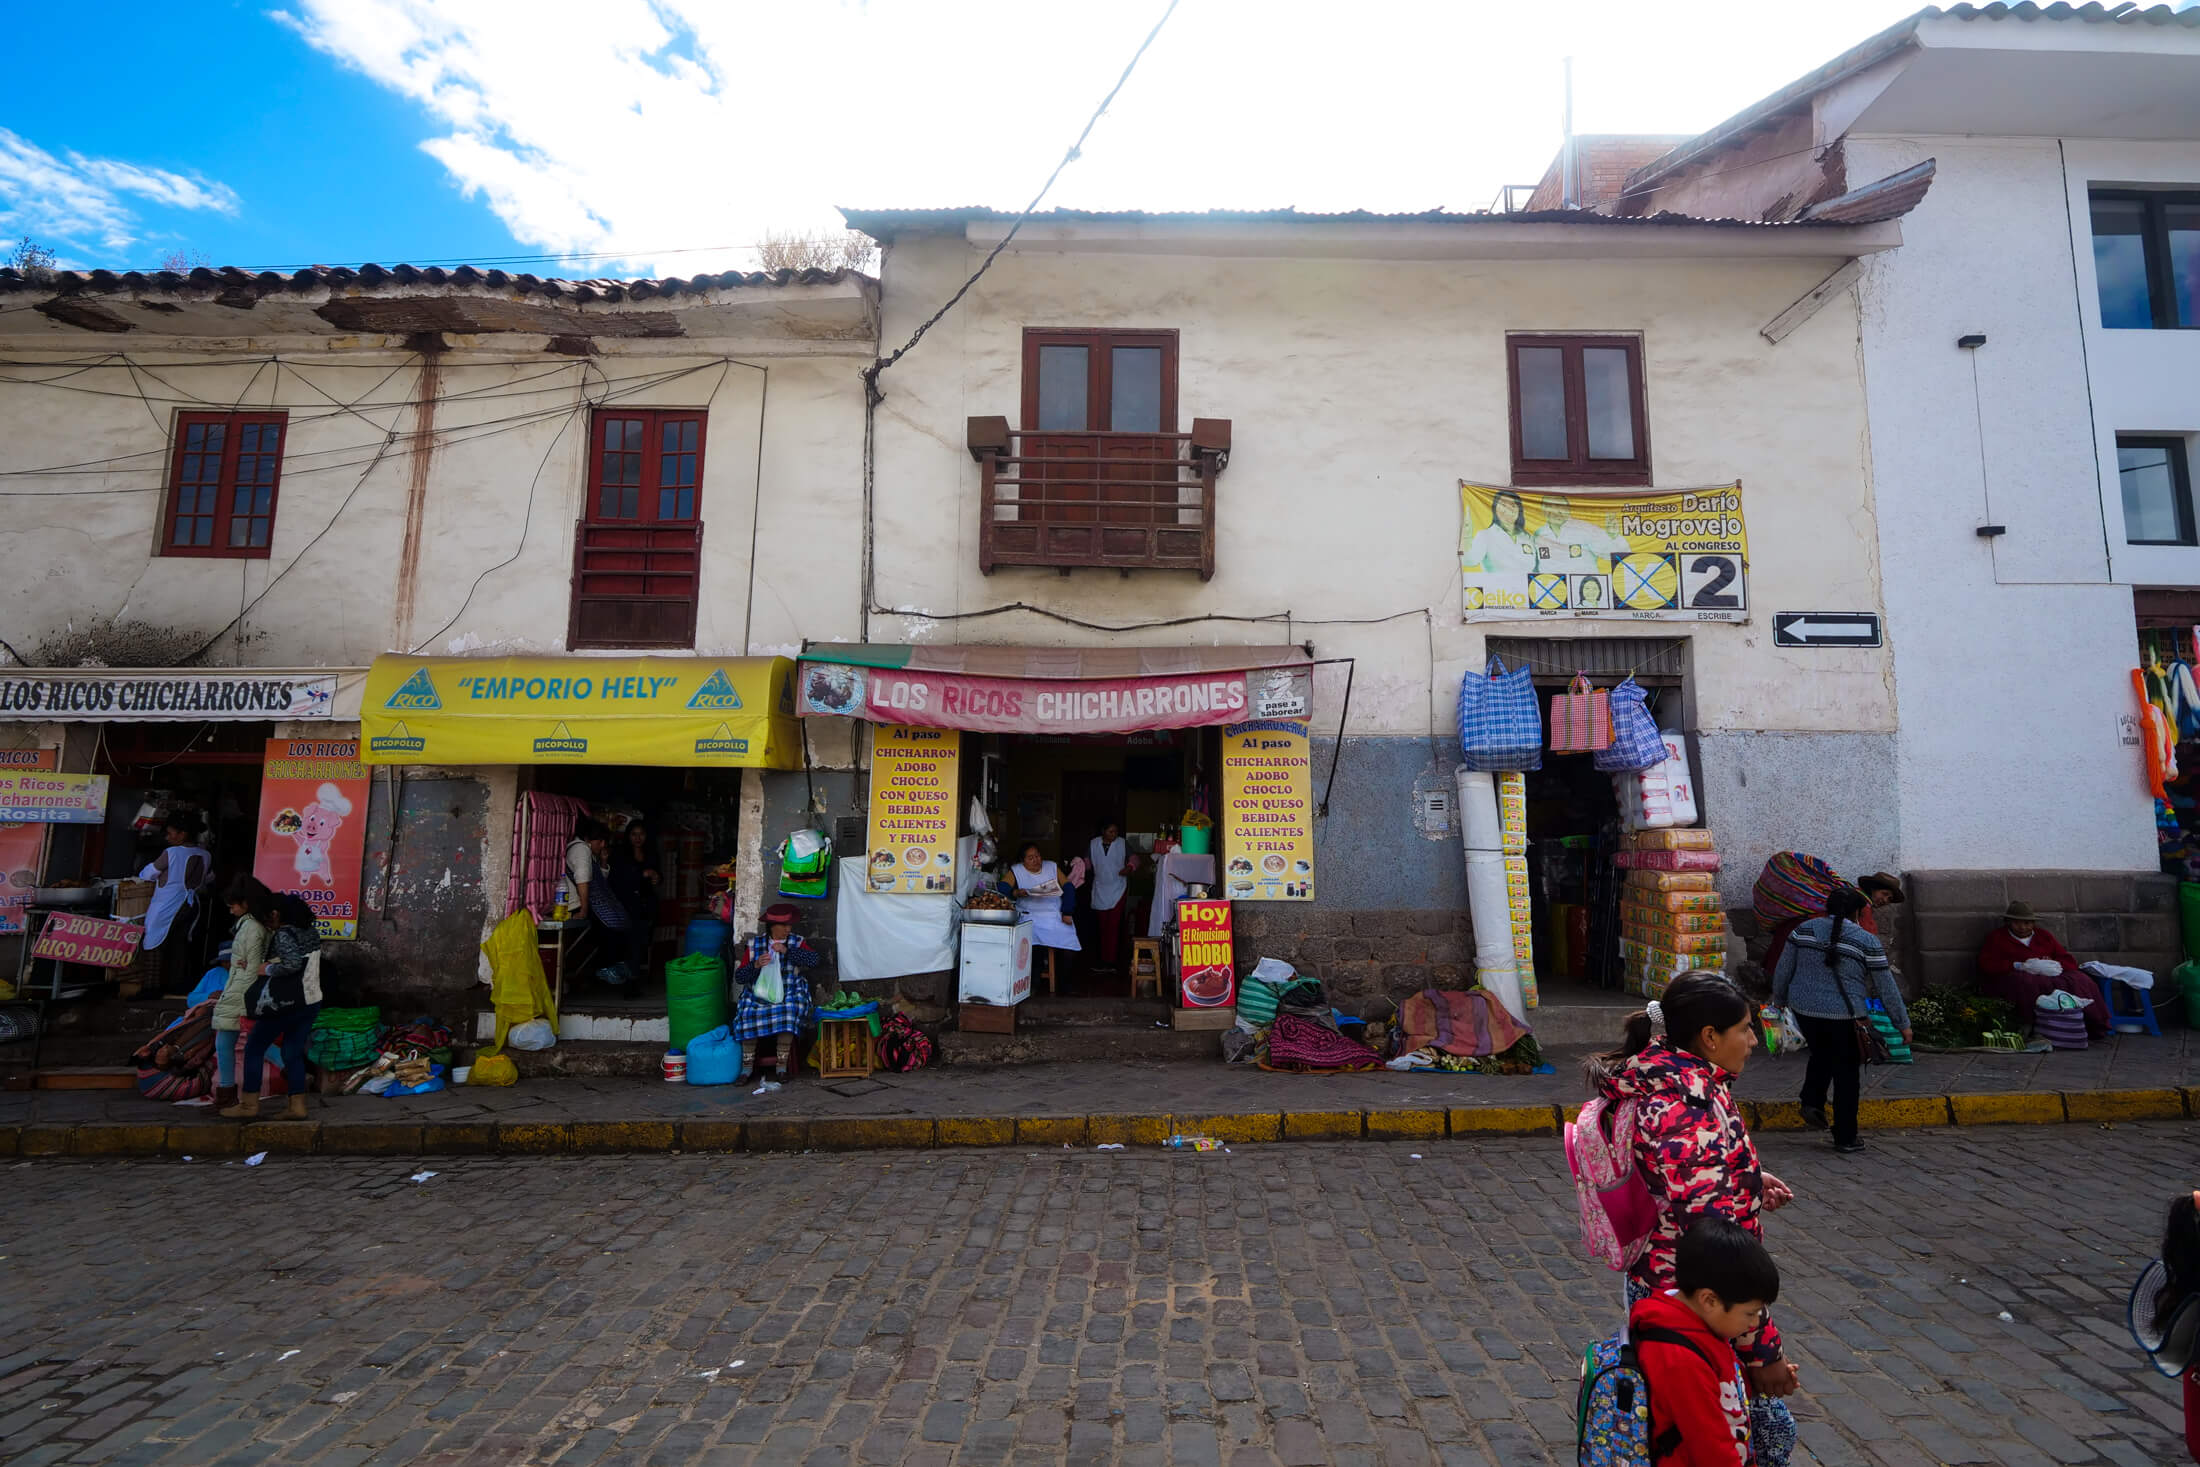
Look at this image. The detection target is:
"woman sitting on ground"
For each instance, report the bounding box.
[1977,900,2109,1041]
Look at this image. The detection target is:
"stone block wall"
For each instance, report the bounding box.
[1231,906,1473,1012]
[1899,870,2179,997]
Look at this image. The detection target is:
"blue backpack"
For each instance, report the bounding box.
[1576,1324,1733,1466]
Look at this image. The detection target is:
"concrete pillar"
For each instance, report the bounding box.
[734,766,768,939]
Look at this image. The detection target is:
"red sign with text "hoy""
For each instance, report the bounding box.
[31,912,143,969]
[816,665,1255,735]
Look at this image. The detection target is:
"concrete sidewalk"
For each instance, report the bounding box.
[5,1029,2198,1157]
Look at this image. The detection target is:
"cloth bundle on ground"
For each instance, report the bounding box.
[875,1013,935,1072]
[134,1000,287,1100]
[1262,1013,1382,1072]
[480,911,558,1056]
[307,1006,384,1070]
[1396,987,1531,1058]
[379,1017,456,1064]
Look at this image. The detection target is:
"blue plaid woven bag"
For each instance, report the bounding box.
[1458,655,1542,772]
[1594,677,1667,772]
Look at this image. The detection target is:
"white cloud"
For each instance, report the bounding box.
[279,0,1928,276]
[0,128,238,259]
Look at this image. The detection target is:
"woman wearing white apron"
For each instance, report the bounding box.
[142,814,212,993]
[1010,842,1079,995]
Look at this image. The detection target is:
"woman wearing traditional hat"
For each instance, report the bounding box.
[731,902,820,1092]
[1977,901,2109,1041]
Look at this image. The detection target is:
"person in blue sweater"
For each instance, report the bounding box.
[1772,886,1909,1155]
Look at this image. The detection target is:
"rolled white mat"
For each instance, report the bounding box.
[1457,768,1503,855]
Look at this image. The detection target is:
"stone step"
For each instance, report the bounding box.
[940,1023,1218,1068]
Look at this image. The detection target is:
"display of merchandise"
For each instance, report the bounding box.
[1618,823,1729,996]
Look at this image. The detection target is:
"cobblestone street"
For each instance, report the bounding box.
[2,1124,2189,1467]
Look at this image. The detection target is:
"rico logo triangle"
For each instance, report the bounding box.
[384,668,442,710]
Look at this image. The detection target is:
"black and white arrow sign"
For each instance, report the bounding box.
[1773,612,1882,648]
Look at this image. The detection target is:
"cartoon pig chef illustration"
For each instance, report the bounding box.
[292,782,352,889]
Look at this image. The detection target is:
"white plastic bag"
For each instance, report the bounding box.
[754,954,785,1005]
[505,1017,557,1051]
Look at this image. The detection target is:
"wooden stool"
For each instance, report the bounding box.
[1129,938,1163,1000]
[816,1018,875,1080]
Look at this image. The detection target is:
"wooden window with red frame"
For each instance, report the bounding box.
[1506,335,1651,487]
[160,412,288,557]
[1017,328,1180,529]
[569,409,708,650]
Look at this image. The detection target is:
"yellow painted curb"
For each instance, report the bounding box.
[68,1124,165,1157]
[419,1122,497,1154]
[936,1116,1015,1146]
[2065,1089,2185,1123]
[0,1124,19,1157]
[241,1120,320,1154]
[743,1117,811,1152]
[1365,1108,1445,1141]
[495,1121,572,1154]
[19,1125,67,1157]
[679,1120,746,1151]
[811,1118,935,1151]
[1855,1096,1951,1129]
[566,1121,676,1152]
[1281,1111,1363,1141]
[1747,1101,1807,1132]
[1016,1116,1088,1146]
[166,1123,244,1157]
[1559,1102,1586,1124]
[317,1123,426,1155]
[1173,1112,1282,1144]
[1951,1092,2065,1126]
[1448,1105,1559,1136]
[1088,1114,1173,1147]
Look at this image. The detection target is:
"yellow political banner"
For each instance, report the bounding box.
[360,655,801,768]
[1460,481,1749,622]
[865,724,962,894]
[1221,718,1314,902]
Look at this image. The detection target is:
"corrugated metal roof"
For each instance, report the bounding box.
[1625,3,2200,200]
[1800,158,1939,223]
[0,262,865,300]
[839,204,1901,241]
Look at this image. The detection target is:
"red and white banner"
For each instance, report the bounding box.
[32,912,142,968]
[799,661,1303,735]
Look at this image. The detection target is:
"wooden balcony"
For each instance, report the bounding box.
[967,417,1231,579]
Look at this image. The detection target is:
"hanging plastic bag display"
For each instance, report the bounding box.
[778,829,833,899]
[1549,673,1613,754]
[1457,656,1542,772]
[1594,677,1666,772]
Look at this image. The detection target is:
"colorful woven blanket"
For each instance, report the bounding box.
[1396,987,1530,1058]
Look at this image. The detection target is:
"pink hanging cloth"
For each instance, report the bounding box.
[508,792,591,918]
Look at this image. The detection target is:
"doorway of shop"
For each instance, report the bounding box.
[1488,637,1688,1004]
[990,728,1202,999]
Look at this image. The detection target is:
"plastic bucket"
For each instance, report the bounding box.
[661,1050,688,1083]
[682,917,731,958]
[1178,826,1212,855]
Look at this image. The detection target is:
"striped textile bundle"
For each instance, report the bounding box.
[1752,851,1844,930]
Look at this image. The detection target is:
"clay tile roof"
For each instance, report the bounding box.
[0,263,866,299]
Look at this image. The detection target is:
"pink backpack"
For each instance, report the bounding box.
[1566,1095,1657,1271]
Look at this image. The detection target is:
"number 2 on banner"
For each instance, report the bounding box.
[1681,554,1746,615]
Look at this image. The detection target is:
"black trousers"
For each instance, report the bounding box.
[1795,1013,1863,1145]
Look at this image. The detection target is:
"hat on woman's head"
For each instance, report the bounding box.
[2005,900,2039,921]
[1859,872,1905,903]
[762,902,800,927]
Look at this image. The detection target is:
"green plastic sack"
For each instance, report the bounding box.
[1235,979,1281,1026]
[307,1006,383,1070]
[665,952,730,1052]
[2175,960,2200,1028]
[2181,883,2200,962]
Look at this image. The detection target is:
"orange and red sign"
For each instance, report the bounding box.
[252,738,369,940]
[1176,899,1235,1008]
[0,748,57,935]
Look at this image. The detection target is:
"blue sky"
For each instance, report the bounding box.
[4,0,1962,280]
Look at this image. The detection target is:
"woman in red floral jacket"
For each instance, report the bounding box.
[1592,972,1800,1466]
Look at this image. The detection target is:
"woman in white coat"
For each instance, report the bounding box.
[142,813,212,994]
[1086,822,1130,971]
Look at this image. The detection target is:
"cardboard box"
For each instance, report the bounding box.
[1171,1005,1237,1031]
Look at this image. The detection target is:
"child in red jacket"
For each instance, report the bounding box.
[1631,1218,1782,1467]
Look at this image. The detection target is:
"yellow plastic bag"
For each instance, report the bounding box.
[469,1052,518,1087]
[479,911,556,1056]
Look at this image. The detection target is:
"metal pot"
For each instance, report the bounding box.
[961,906,1018,925]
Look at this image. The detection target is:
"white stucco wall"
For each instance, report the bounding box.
[866,235,1894,751]
[1,340,868,667]
[1848,133,2165,873]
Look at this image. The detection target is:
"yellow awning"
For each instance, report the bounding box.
[360,655,800,769]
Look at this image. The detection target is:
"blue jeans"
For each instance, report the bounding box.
[241,1004,319,1096]
[214,1028,238,1088]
